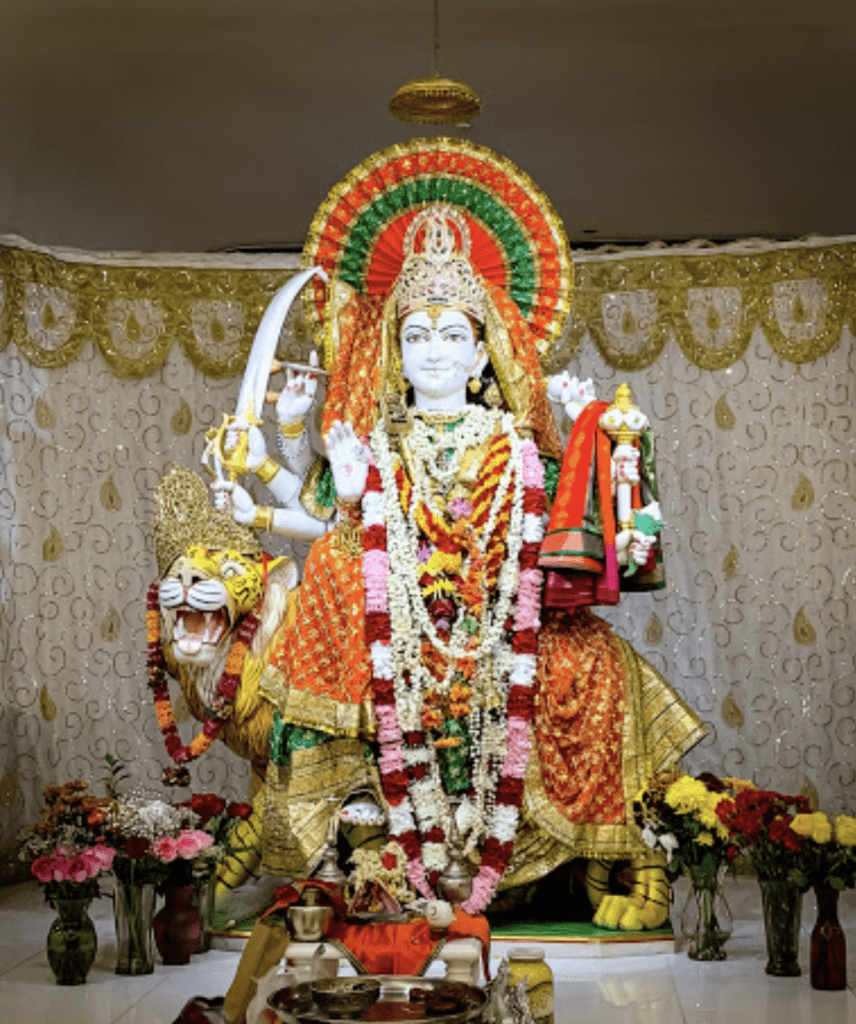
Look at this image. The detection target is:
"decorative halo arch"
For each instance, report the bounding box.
[302,137,572,362]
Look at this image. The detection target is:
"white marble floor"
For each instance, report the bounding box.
[1,876,854,1024]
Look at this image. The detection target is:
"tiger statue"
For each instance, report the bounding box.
[151,465,298,901]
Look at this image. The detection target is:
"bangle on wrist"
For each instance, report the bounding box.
[255,456,280,484]
[252,506,274,532]
[279,419,306,439]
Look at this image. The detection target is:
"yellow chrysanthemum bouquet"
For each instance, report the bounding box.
[634,770,741,886]
[634,770,746,960]
[788,812,856,891]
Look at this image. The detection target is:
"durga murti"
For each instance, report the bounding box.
[157,138,704,929]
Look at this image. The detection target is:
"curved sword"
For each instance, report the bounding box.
[203,265,327,481]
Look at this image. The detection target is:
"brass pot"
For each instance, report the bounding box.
[286,904,333,942]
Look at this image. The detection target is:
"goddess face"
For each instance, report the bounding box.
[399,308,486,410]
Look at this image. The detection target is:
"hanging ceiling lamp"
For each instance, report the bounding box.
[389,0,481,126]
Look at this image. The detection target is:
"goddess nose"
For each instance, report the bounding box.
[426,328,444,359]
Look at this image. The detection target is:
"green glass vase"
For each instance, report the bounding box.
[46,897,98,985]
[759,879,803,976]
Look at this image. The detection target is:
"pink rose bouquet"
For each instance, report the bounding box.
[20,780,116,905]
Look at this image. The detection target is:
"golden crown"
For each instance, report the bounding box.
[153,464,262,576]
[393,206,485,323]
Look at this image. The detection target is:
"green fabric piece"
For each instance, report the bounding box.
[639,428,659,500]
[438,719,471,796]
[541,457,560,502]
[315,463,337,511]
[269,712,332,767]
[269,710,287,767]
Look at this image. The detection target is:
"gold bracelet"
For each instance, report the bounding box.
[279,419,306,439]
[255,456,280,484]
[252,506,274,532]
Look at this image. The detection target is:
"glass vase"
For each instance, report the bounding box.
[679,865,733,961]
[46,897,98,985]
[114,872,157,975]
[759,878,803,977]
[194,871,217,954]
[810,886,846,991]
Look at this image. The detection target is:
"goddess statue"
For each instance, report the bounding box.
[202,140,703,929]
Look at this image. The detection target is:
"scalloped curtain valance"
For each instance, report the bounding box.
[1,233,855,376]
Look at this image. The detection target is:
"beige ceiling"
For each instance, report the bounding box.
[1,0,855,254]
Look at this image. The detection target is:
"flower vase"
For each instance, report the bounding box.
[114,873,156,975]
[810,886,846,991]
[194,872,217,954]
[759,879,803,976]
[679,866,733,961]
[46,897,98,985]
[153,883,201,965]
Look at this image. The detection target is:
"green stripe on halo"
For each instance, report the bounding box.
[337,178,537,317]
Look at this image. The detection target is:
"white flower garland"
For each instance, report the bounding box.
[363,409,547,910]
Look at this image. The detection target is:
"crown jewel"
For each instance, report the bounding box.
[153,464,262,575]
[393,205,485,323]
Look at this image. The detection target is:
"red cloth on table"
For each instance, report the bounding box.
[324,909,490,979]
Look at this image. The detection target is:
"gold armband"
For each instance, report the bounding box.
[252,506,274,532]
[255,456,280,484]
[279,419,306,439]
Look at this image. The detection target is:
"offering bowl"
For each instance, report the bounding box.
[310,977,382,1018]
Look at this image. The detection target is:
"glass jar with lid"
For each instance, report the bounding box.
[507,946,553,1024]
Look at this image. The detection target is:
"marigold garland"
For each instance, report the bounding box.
[146,581,261,764]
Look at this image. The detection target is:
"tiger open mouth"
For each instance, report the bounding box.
[172,606,230,658]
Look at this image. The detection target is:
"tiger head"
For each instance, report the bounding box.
[158,545,291,667]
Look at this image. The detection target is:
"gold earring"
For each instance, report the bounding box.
[468,376,482,394]
[484,381,502,408]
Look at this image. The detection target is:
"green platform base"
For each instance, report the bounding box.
[490,919,674,944]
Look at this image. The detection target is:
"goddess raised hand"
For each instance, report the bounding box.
[324,419,369,503]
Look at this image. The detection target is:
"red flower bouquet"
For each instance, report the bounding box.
[715,787,812,884]
[177,792,254,880]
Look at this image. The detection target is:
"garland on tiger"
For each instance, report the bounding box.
[361,407,547,914]
[145,581,260,764]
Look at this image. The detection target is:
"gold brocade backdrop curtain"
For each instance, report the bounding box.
[1,235,854,882]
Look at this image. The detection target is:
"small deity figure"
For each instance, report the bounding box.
[204,168,702,926]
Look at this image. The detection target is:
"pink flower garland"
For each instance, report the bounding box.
[363,436,546,914]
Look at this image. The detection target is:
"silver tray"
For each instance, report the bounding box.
[273,975,485,1024]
